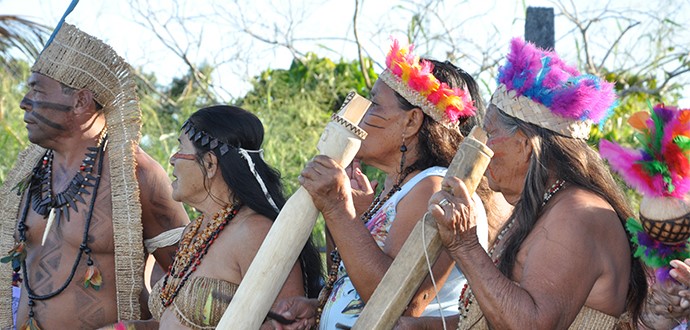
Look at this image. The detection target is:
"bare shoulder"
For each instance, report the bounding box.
[134,146,169,183]
[398,175,443,207]
[134,147,188,236]
[527,185,628,257]
[230,209,274,243]
[541,186,623,235]
[219,207,274,269]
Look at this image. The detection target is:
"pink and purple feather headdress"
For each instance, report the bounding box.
[600,104,690,198]
[379,38,476,128]
[490,38,617,139]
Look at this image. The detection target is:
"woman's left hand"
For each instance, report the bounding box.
[299,155,354,219]
[428,176,479,255]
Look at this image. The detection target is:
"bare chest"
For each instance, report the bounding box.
[16,169,115,255]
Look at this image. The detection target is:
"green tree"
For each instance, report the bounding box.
[237,53,376,247]
[238,53,376,195]
[0,60,30,185]
[0,15,48,76]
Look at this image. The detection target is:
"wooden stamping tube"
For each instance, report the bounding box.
[216,92,370,329]
[353,126,493,330]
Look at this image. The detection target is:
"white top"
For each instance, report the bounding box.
[319,166,489,329]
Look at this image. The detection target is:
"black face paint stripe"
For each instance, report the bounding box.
[29,112,66,130]
[363,121,385,129]
[21,97,73,112]
[362,113,388,129]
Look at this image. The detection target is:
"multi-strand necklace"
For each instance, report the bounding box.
[315,168,414,324]
[1,133,108,330]
[457,179,567,321]
[160,203,241,307]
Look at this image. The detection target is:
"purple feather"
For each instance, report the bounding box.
[497,38,616,124]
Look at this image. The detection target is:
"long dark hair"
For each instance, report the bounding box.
[186,105,323,297]
[492,108,647,324]
[392,59,485,171]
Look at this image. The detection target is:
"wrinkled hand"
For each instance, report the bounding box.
[670,259,690,311]
[428,177,479,254]
[299,155,354,219]
[346,159,377,216]
[270,296,319,330]
[645,278,690,325]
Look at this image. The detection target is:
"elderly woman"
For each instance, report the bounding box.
[428,38,648,329]
[295,39,489,329]
[117,105,322,329]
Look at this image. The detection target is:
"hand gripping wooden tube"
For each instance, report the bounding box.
[216,92,370,329]
[353,126,493,330]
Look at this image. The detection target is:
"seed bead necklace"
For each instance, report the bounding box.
[457,179,567,320]
[315,168,415,325]
[160,203,241,307]
[3,134,108,330]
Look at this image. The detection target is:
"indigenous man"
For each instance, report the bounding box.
[0,23,188,329]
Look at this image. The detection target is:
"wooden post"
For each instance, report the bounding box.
[525,7,555,50]
[353,127,493,330]
[216,92,371,329]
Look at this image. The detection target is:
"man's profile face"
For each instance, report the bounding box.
[19,73,76,146]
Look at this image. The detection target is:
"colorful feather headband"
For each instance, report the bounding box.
[379,38,475,128]
[600,104,690,198]
[490,38,617,139]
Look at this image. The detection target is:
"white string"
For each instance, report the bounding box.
[421,211,447,330]
[237,148,280,213]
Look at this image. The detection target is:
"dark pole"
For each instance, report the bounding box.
[525,7,555,50]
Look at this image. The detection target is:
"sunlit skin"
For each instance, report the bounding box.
[13,72,189,329]
[20,73,77,147]
[482,105,532,205]
[356,80,413,173]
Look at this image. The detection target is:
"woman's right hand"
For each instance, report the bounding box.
[346,159,377,216]
[299,155,355,220]
[428,176,480,255]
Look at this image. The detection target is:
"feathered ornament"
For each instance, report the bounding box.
[491,38,617,139]
[601,103,690,281]
[380,38,476,127]
[83,264,102,290]
[498,38,616,124]
[600,103,690,198]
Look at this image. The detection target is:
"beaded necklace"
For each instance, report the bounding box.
[315,168,415,324]
[457,179,567,320]
[1,135,108,330]
[160,203,241,307]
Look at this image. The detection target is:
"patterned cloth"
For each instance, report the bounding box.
[318,166,489,329]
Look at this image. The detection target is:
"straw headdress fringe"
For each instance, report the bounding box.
[0,22,144,325]
[0,145,45,329]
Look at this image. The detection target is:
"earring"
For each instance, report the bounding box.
[399,136,407,175]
